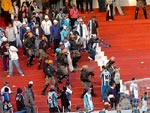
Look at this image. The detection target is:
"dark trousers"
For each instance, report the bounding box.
[46,35,51,48]
[49,107,59,113]
[9,40,17,47]
[98,0,105,12]
[53,39,60,53]
[106,4,114,21]
[76,0,84,12]
[85,0,93,12]
[3,55,9,71]
[71,18,77,27]
[3,11,11,26]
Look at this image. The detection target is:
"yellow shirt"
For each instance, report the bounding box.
[1,0,12,13]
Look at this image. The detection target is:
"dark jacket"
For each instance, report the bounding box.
[16,93,25,111]
[50,25,60,39]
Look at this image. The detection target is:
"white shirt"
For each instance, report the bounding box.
[41,20,52,35]
[9,46,19,60]
[1,86,12,95]
[130,82,138,99]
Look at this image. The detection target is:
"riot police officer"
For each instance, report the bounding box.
[80,65,96,98]
[24,32,35,66]
[41,60,60,95]
[135,0,147,19]
[38,35,48,70]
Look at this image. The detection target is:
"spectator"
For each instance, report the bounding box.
[50,20,61,53]
[100,65,111,102]
[85,0,93,13]
[106,0,114,21]
[107,81,118,110]
[1,0,12,26]
[1,82,12,96]
[130,78,139,108]
[2,87,13,113]
[15,88,26,111]
[83,88,94,112]
[5,43,24,77]
[24,81,36,113]
[98,0,106,12]
[113,0,124,16]
[11,0,19,22]
[58,86,70,112]
[47,85,60,113]
[41,15,52,49]
[5,23,16,47]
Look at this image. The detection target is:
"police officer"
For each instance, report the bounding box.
[38,35,48,70]
[80,65,96,98]
[41,60,60,95]
[69,34,81,68]
[135,0,147,19]
[24,32,35,66]
[57,49,69,83]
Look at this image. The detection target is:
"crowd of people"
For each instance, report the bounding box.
[0,0,148,113]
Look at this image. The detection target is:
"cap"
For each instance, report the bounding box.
[79,19,83,22]
[22,22,26,25]
[41,35,46,40]
[61,49,67,54]
[26,27,30,30]
[45,15,49,19]
[53,20,58,24]
[28,81,33,85]
[63,25,67,29]
[81,65,88,70]
[2,36,7,41]
[47,60,53,64]
[4,81,9,86]
[66,81,71,86]
[50,85,54,90]
[55,48,61,53]
[92,34,97,37]
[70,34,75,39]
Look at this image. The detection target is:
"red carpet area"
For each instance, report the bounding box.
[1,6,150,112]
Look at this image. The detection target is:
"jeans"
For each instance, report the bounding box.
[3,55,9,71]
[102,85,109,101]
[9,59,23,76]
[98,0,105,12]
[26,106,36,113]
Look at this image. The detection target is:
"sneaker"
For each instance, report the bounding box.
[7,75,10,77]
[88,56,93,60]
[21,74,24,76]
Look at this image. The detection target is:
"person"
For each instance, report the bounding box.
[24,81,36,113]
[106,0,114,21]
[5,43,24,77]
[41,60,60,95]
[141,92,149,113]
[58,86,70,112]
[41,15,52,49]
[50,20,61,53]
[66,81,73,111]
[98,0,105,12]
[56,9,65,30]
[1,0,12,26]
[100,65,111,102]
[76,0,84,13]
[69,34,81,68]
[37,35,48,69]
[69,5,80,27]
[113,0,124,16]
[1,82,12,96]
[47,85,60,113]
[23,32,35,66]
[11,0,19,22]
[83,88,94,112]
[135,0,147,19]
[61,26,69,42]
[2,87,13,113]
[77,19,88,50]
[5,23,16,47]
[80,65,96,98]
[0,37,9,72]
[57,49,69,83]
[107,81,118,110]
[15,88,26,112]
[85,0,93,13]
[87,16,99,36]
[130,78,139,108]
